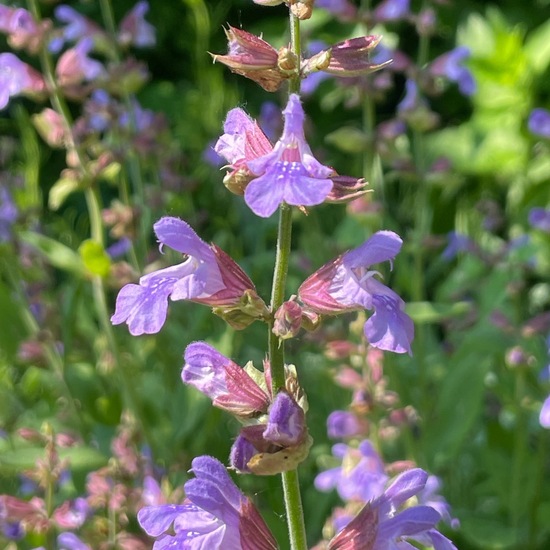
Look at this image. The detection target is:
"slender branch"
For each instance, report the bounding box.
[266,9,308,550]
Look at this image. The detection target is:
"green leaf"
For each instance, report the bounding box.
[406,301,473,323]
[78,239,111,277]
[48,176,80,211]
[525,18,550,74]
[19,232,85,276]
[325,126,369,153]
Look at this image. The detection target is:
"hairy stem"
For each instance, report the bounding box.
[267,10,308,550]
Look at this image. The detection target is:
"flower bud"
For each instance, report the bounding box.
[308,36,391,78]
[182,342,270,418]
[273,299,303,340]
[211,26,285,92]
[32,108,67,148]
[277,47,299,74]
[289,0,315,19]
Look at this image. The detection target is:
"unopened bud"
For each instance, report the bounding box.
[290,0,315,20]
[273,300,302,340]
[277,47,299,74]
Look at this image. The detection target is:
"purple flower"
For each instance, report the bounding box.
[0,185,18,241]
[431,46,476,96]
[327,410,364,439]
[0,53,46,110]
[417,475,460,529]
[111,217,265,335]
[244,94,334,217]
[373,0,411,22]
[54,5,106,47]
[182,341,270,417]
[298,231,414,354]
[327,468,458,550]
[57,532,91,550]
[315,0,357,19]
[528,108,550,139]
[230,391,310,475]
[314,440,389,503]
[540,395,550,429]
[118,1,156,48]
[0,6,44,53]
[441,231,474,261]
[397,79,424,113]
[214,105,273,195]
[137,456,277,550]
[529,207,550,232]
[55,38,106,87]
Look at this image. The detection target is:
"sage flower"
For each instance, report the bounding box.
[298,231,414,354]
[111,217,266,335]
[245,93,334,217]
[137,456,277,549]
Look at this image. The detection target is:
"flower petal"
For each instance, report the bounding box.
[137,504,189,536]
[364,293,414,354]
[154,217,213,259]
[244,169,286,217]
[344,230,403,269]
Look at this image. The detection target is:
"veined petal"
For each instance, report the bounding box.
[376,506,441,540]
[137,504,189,536]
[344,230,403,269]
[364,293,414,354]
[110,278,174,336]
[154,217,213,259]
[381,468,428,508]
[189,456,244,512]
[244,169,286,218]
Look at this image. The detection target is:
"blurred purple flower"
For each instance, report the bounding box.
[529,207,550,232]
[431,46,476,96]
[259,101,283,141]
[137,455,277,549]
[53,5,106,50]
[55,38,106,87]
[327,468,457,550]
[182,341,270,417]
[418,475,460,529]
[397,78,424,113]
[299,231,414,354]
[0,185,18,241]
[441,231,474,261]
[327,410,364,439]
[528,108,550,139]
[0,6,43,53]
[57,532,91,550]
[106,237,132,259]
[315,0,357,19]
[112,217,263,335]
[315,440,389,502]
[540,395,550,429]
[373,0,411,22]
[0,53,46,110]
[53,498,90,529]
[118,1,156,48]
[245,93,334,217]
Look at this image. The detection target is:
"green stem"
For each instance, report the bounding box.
[98,0,149,268]
[265,10,307,550]
[28,0,153,447]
